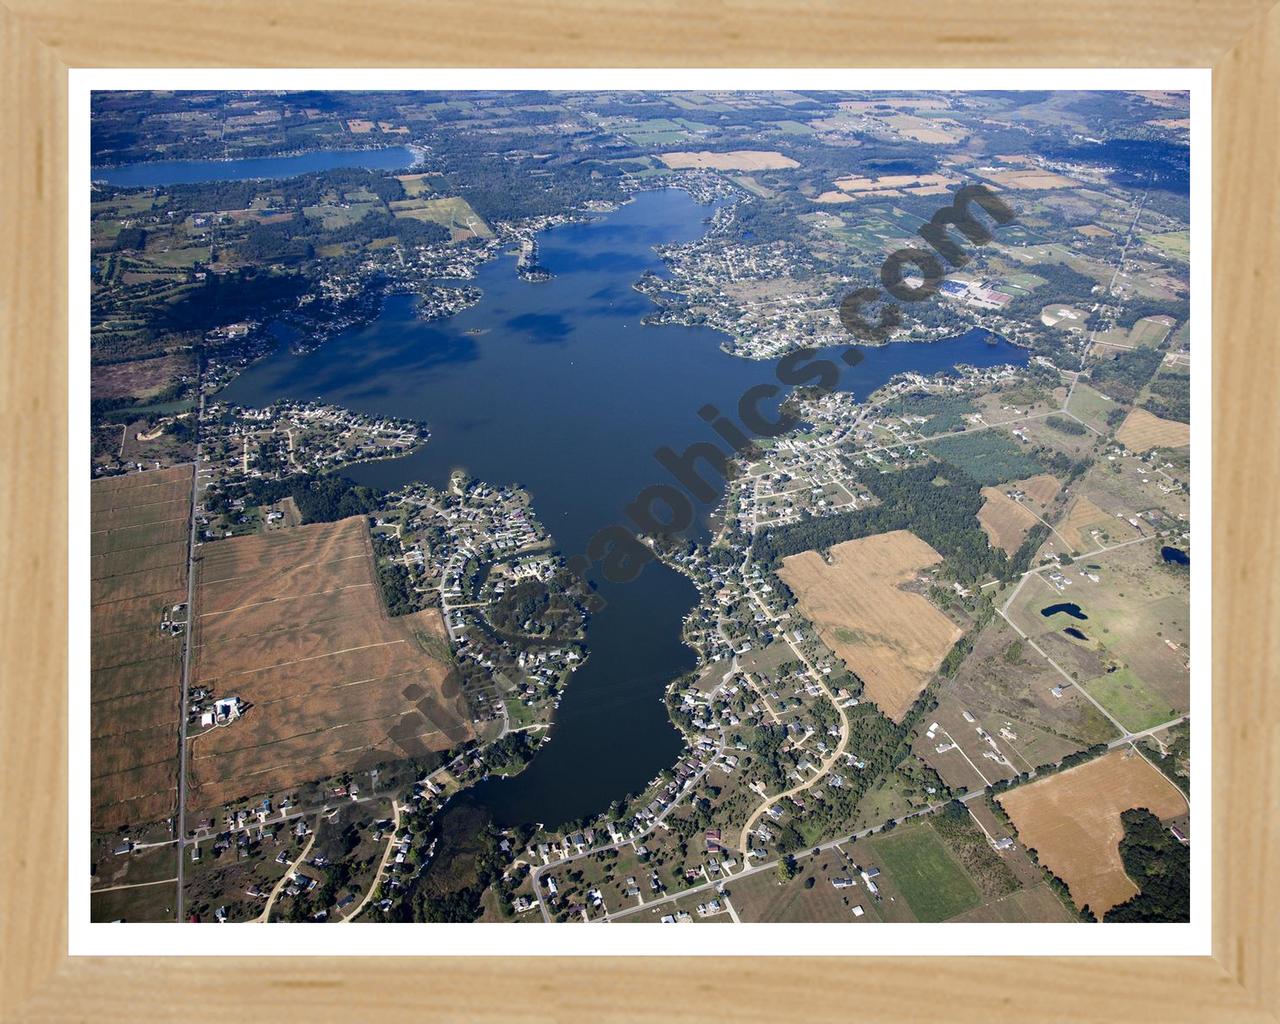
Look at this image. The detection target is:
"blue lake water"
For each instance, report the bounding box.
[92,146,415,187]
[219,188,1028,828]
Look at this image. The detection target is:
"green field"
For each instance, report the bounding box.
[1066,382,1120,433]
[1128,316,1174,348]
[1142,230,1190,262]
[392,196,492,239]
[871,825,982,922]
[1001,271,1050,292]
[927,430,1044,486]
[1082,666,1178,731]
[304,201,381,230]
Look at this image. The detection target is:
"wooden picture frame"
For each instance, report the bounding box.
[2,2,1275,1018]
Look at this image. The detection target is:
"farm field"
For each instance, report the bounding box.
[659,150,799,171]
[947,882,1075,922]
[1142,230,1190,261]
[90,878,180,923]
[937,615,1121,759]
[1082,667,1179,732]
[1037,543,1189,714]
[1065,382,1120,434]
[868,822,981,922]
[978,472,1061,554]
[1056,493,1140,552]
[1127,315,1176,347]
[1116,407,1191,452]
[998,749,1187,914]
[90,465,193,830]
[976,166,1080,190]
[91,351,195,401]
[186,516,473,813]
[778,530,961,721]
[390,195,491,239]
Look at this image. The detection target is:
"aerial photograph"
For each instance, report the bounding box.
[87,87,1193,927]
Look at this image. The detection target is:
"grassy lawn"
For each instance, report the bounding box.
[505,698,537,729]
[1082,666,1178,731]
[1066,382,1120,433]
[870,823,982,922]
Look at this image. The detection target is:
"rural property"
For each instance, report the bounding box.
[91,465,193,829]
[186,515,472,812]
[778,530,961,721]
[998,749,1188,915]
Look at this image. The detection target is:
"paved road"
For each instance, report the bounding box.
[174,391,205,921]
[340,800,400,923]
[256,832,316,924]
[599,714,1188,925]
[601,785,990,923]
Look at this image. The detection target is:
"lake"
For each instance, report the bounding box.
[219,187,1028,828]
[1161,546,1190,566]
[92,146,415,187]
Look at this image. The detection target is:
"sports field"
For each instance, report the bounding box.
[186,516,472,812]
[779,530,960,721]
[91,465,193,829]
[998,749,1187,914]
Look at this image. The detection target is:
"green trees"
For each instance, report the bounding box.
[776,854,798,881]
[1088,348,1164,404]
[1105,808,1190,922]
[1142,372,1191,423]
[1046,414,1088,436]
[754,462,1009,585]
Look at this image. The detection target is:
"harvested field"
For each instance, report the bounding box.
[979,167,1080,190]
[998,749,1187,914]
[1018,473,1062,507]
[1058,494,1131,552]
[187,516,472,812]
[978,489,1039,554]
[659,150,799,171]
[90,465,193,829]
[779,530,961,721]
[834,172,957,194]
[1116,407,1190,452]
[90,352,194,401]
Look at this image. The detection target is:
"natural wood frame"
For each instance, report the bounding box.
[2,2,1276,1019]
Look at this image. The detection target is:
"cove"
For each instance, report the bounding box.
[218,188,1028,829]
[92,146,415,188]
